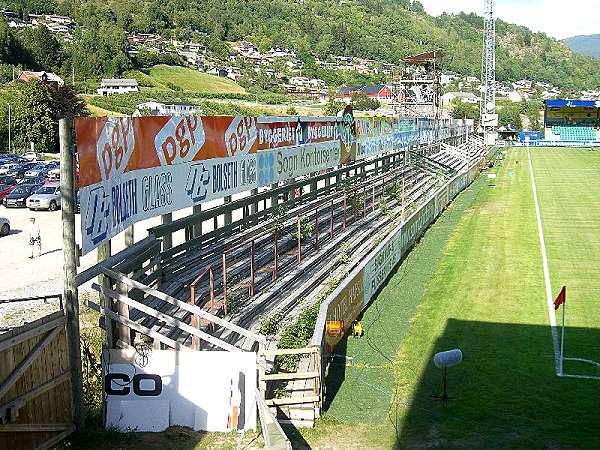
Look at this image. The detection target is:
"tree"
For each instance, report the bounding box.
[9,80,56,152]
[324,91,345,116]
[498,102,523,130]
[69,24,131,79]
[18,25,63,72]
[51,83,87,121]
[3,80,88,153]
[450,99,479,121]
[351,92,380,111]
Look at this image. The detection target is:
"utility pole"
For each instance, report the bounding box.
[7,103,11,153]
[60,118,84,429]
[481,0,497,146]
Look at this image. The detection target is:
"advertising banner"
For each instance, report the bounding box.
[323,269,365,354]
[104,349,256,433]
[363,196,436,303]
[76,115,347,254]
[76,113,471,254]
[316,158,483,358]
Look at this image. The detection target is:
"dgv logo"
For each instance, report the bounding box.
[83,186,110,245]
[186,163,210,203]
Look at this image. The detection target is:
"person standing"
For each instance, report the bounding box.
[29,217,41,258]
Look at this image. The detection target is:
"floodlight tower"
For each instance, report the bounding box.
[481,0,497,144]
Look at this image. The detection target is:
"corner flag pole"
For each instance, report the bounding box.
[556,286,566,376]
[560,299,565,375]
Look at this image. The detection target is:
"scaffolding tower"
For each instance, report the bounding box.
[392,49,444,119]
[481,0,498,144]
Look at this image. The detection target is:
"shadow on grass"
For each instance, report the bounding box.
[62,425,233,450]
[323,337,348,411]
[390,319,600,449]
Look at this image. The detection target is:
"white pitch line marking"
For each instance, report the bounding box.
[528,149,561,374]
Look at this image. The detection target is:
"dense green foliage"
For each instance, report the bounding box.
[452,99,542,131]
[0,80,87,151]
[1,0,600,89]
[351,92,380,111]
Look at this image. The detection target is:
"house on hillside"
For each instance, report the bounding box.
[18,71,64,88]
[45,15,73,26]
[338,84,394,103]
[133,101,201,116]
[441,91,480,106]
[265,48,296,59]
[97,79,139,96]
[7,19,29,29]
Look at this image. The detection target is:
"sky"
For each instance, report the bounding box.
[419,0,599,40]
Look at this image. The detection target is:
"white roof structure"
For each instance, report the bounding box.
[100,79,139,88]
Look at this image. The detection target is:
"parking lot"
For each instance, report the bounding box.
[0,182,246,328]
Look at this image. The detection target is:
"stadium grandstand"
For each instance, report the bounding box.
[534,99,600,146]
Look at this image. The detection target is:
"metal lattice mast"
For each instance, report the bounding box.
[481,0,496,122]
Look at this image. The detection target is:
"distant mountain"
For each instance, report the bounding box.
[563,35,600,59]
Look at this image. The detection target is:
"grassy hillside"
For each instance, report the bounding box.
[34,0,600,90]
[124,65,246,94]
[148,65,246,94]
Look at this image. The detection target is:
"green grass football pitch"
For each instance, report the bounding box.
[301,148,600,449]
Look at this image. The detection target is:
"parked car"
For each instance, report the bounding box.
[10,162,38,179]
[24,164,50,178]
[47,167,60,181]
[0,184,16,203]
[0,163,19,175]
[3,183,42,208]
[27,184,61,211]
[22,152,39,162]
[0,176,17,186]
[0,217,9,236]
[0,155,23,165]
[21,174,47,186]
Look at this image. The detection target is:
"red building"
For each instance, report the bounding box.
[338,84,395,103]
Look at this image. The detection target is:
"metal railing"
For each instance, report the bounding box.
[0,294,63,309]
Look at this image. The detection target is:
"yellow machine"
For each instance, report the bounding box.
[352,321,364,337]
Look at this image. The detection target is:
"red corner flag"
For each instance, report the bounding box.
[554,286,566,310]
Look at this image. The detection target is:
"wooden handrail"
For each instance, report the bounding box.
[99,266,267,344]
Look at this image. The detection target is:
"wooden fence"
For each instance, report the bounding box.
[258,347,321,428]
[0,311,74,450]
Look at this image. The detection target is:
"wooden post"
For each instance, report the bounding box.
[222,254,228,314]
[59,118,84,429]
[224,196,232,226]
[193,204,202,238]
[250,188,258,221]
[117,283,131,346]
[125,225,134,247]
[250,240,256,296]
[297,216,302,262]
[97,241,115,348]
[122,225,134,346]
[161,213,172,251]
[270,183,278,210]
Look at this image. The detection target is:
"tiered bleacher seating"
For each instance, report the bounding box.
[551,126,597,141]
